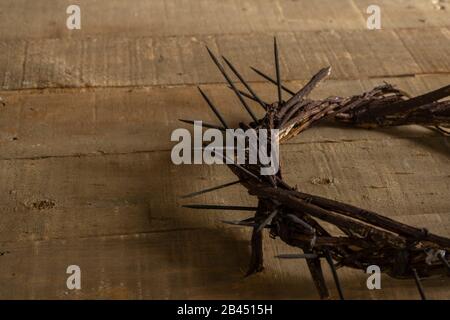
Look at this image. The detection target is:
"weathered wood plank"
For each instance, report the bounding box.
[1,133,448,244]
[0,0,449,301]
[352,0,450,29]
[1,75,449,159]
[1,27,440,89]
[1,0,449,41]
[0,213,448,299]
[396,27,450,74]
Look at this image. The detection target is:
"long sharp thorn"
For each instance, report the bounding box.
[412,268,427,300]
[216,152,261,181]
[227,85,265,105]
[250,66,295,96]
[222,56,267,110]
[182,204,257,211]
[222,222,256,228]
[198,87,229,128]
[286,214,315,234]
[274,37,282,106]
[206,47,258,122]
[191,146,261,181]
[324,250,344,300]
[181,180,241,199]
[306,254,330,299]
[221,219,259,227]
[221,217,255,226]
[231,164,260,181]
[179,119,226,131]
[234,88,262,103]
[256,209,278,233]
[275,253,318,260]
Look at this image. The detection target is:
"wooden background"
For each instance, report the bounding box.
[0,0,449,299]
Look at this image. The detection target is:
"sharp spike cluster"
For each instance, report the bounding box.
[206,47,258,122]
[222,56,267,110]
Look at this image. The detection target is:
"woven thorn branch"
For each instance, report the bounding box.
[180,38,450,300]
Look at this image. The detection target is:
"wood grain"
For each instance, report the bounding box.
[0,0,449,299]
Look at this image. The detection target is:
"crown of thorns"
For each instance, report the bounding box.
[180,38,450,300]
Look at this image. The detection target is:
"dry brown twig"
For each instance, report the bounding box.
[180,38,450,300]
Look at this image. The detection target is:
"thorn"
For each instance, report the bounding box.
[181,180,241,199]
[206,47,258,122]
[286,214,315,234]
[216,152,261,181]
[189,146,261,182]
[245,223,265,277]
[198,87,229,128]
[256,209,278,233]
[182,204,257,211]
[221,220,254,226]
[274,37,282,106]
[229,163,261,182]
[178,119,226,131]
[305,253,330,299]
[250,66,295,96]
[220,219,258,227]
[412,268,427,300]
[275,253,319,259]
[230,87,266,105]
[324,250,344,300]
[222,56,267,110]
